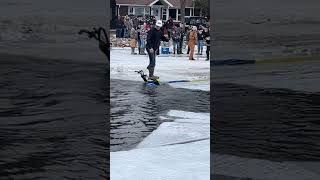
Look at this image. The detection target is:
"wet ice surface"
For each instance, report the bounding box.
[214,0,320,178]
[213,62,320,179]
[110,79,209,152]
[213,154,320,180]
[212,83,320,179]
[214,0,320,60]
[0,0,107,63]
[213,82,320,161]
[0,54,108,179]
[0,0,108,179]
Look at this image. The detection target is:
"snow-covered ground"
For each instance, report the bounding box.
[110,47,210,91]
[110,110,210,180]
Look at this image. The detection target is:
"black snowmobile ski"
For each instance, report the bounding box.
[135,70,160,85]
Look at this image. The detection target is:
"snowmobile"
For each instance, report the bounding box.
[135,70,160,86]
[135,70,210,87]
[78,27,110,59]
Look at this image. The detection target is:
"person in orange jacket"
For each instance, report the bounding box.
[188,26,198,60]
[130,27,138,54]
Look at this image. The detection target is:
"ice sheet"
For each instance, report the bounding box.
[111,140,210,180]
[110,48,210,91]
[110,110,210,180]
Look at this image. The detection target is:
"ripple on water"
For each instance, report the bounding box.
[0,54,108,179]
[213,83,320,161]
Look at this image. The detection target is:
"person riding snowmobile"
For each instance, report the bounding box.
[145,20,169,80]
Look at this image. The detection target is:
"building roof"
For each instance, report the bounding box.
[116,0,194,8]
[169,0,194,7]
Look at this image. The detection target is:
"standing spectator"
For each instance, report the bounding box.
[188,26,198,60]
[166,22,173,40]
[137,26,142,54]
[196,19,201,28]
[204,27,210,61]
[133,16,139,29]
[186,26,191,54]
[139,23,148,55]
[130,27,138,54]
[171,25,181,54]
[161,22,169,39]
[115,16,123,38]
[152,16,156,25]
[166,16,174,39]
[124,15,131,38]
[128,18,134,38]
[120,17,126,38]
[145,22,151,31]
[167,16,174,30]
[145,15,152,26]
[158,20,168,55]
[178,23,184,54]
[197,27,205,55]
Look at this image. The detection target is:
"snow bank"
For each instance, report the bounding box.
[110,110,210,180]
[110,48,210,91]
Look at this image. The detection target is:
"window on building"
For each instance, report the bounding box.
[145,7,150,15]
[194,8,201,16]
[128,6,134,15]
[162,8,167,20]
[169,9,176,19]
[135,7,144,16]
[155,1,164,5]
[119,6,128,16]
[185,8,191,16]
[152,7,160,16]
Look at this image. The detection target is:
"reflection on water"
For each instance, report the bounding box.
[213,83,320,161]
[0,54,107,179]
[111,80,210,152]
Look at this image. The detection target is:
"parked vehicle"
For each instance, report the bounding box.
[185,16,209,28]
[171,16,209,31]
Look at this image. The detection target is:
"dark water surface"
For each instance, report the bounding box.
[0,54,108,179]
[213,82,320,161]
[110,80,210,152]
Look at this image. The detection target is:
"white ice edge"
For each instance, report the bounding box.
[136,121,210,148]
[110,110,210,180]
[111,140,210,180]
[167,110,210,121]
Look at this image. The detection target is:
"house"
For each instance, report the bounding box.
[115,0,203,21]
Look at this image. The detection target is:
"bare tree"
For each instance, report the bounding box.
[180,0,186,25]
[195,0,209,18]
